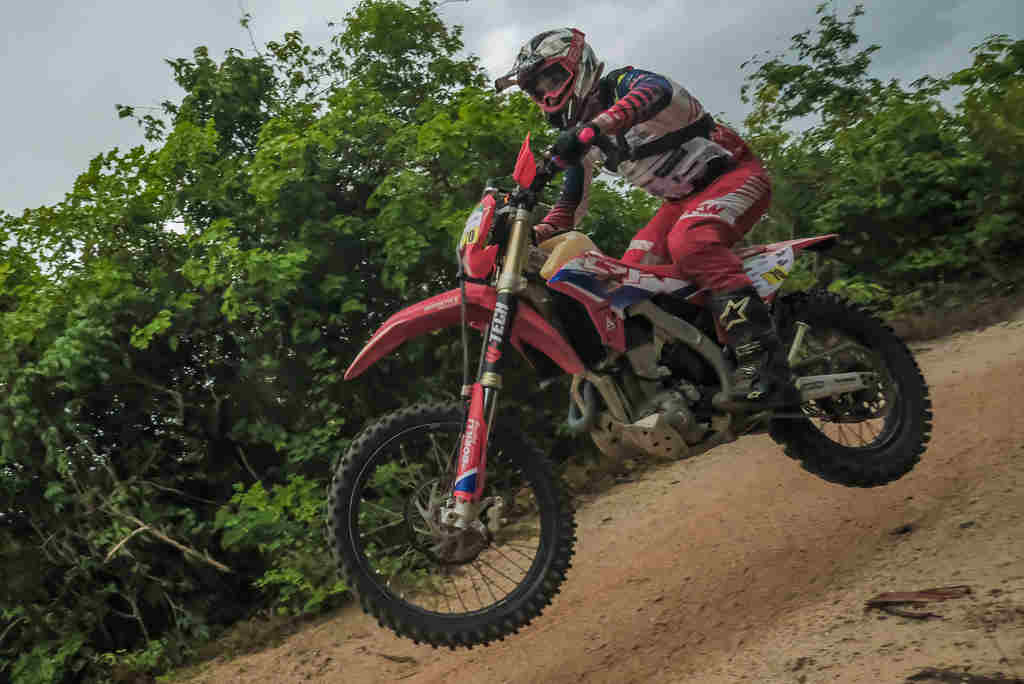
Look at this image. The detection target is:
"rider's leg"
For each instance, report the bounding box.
[620,200,683,266]
[667,163,797,405]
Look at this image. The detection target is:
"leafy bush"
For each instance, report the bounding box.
[742,5,1024,310]
[215,476,348,615]
[8,636,85,684]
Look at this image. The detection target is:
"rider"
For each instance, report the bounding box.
[498,28,796,406]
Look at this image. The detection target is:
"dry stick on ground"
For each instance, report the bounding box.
[374,652,418,664]
[864,585,972,619]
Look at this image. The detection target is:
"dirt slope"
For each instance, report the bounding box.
[179,318,1024,684]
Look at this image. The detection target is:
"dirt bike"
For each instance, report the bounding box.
[328,134,932,649]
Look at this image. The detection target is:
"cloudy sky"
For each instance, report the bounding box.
[2,0,1020,215]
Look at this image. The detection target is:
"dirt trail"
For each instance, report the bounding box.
[181,319,1024,684]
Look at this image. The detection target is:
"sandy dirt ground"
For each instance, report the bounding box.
[178,317,1024,684]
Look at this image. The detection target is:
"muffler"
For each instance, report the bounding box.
[795,372,875,401]
[712,371,877,410]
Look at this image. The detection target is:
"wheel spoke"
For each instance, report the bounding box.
[473,561,502,604]
[362,500,403,520]
[429,433,453,476]
[488,545,530,575]
[448,573,469,613]
[467,564,486,608]
[442,579,453,613]
[363,517,406,537]
[835,421,848,446]
[500,543,539,562]
[377,541,414,556]
[856,420,868,446]
[475,556,521,587]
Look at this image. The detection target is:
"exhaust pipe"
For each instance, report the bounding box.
[795,372,875,401]
[712,371,878,411]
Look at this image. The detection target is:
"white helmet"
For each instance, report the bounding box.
[497,28,604,128]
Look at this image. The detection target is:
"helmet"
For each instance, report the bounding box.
[502,28,604,128]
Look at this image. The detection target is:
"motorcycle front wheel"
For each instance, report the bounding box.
[328,402,575,648]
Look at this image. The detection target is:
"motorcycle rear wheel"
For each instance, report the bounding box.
[770,290,932,487]
[328,402,575,648]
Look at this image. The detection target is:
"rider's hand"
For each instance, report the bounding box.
[552,123,600,168]
[534,222,565,244]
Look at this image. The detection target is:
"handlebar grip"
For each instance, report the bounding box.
[590,132,622,171]
[529,165,557,193]
[531,129,619,192]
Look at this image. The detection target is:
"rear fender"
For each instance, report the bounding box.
[734,234,839,261]
[770,234,839,253]
[736,233,841,313]
[344,283,585,380]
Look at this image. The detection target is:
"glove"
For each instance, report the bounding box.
[534,222,566,244]
[552,123,600,168]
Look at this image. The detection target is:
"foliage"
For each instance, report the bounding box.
[215,476,347,615]
[741,3,1024,303]
[741,2,883,133]
[0,1,553,681]
[9,636,87,684]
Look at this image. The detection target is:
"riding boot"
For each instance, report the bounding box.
[709,285,799,406]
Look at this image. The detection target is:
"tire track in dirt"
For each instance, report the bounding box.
[180,321,1024,684]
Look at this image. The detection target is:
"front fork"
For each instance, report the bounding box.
[451,209,533,528]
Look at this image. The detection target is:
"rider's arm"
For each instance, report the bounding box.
[590,69,702,135]
[535,154,595,243]
[537,71,699,243]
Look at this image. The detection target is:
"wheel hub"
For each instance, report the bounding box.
[406,480,489,565]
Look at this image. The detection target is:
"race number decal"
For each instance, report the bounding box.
[743,246,795,297]
[460,202,486,249]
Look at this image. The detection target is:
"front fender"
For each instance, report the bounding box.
[344,283,585,380]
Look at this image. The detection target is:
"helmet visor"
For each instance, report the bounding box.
[522,63,574,111]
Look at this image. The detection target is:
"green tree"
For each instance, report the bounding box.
[741,3,1024,305]
[0,2,559,681]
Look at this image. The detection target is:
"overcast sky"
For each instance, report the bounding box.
[2,0,1020,215]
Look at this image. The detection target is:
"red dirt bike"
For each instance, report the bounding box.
[328,134,932,649]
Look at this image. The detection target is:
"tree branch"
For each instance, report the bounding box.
[121,593,150,643]
[163,591,186,631]
[105,525,151,562]
[238,3,264,57]
[140,480,223,506]
[0,617,26,647]
[235,445,264,486]
[69,424,120,485]
[107,510,233,573]
[27,519,63,564]
[129,373,186,426]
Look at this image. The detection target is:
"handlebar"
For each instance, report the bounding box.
[527,131,621,196]
[590,131,621,168]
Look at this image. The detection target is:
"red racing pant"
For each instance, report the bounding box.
[620,157,771,293]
